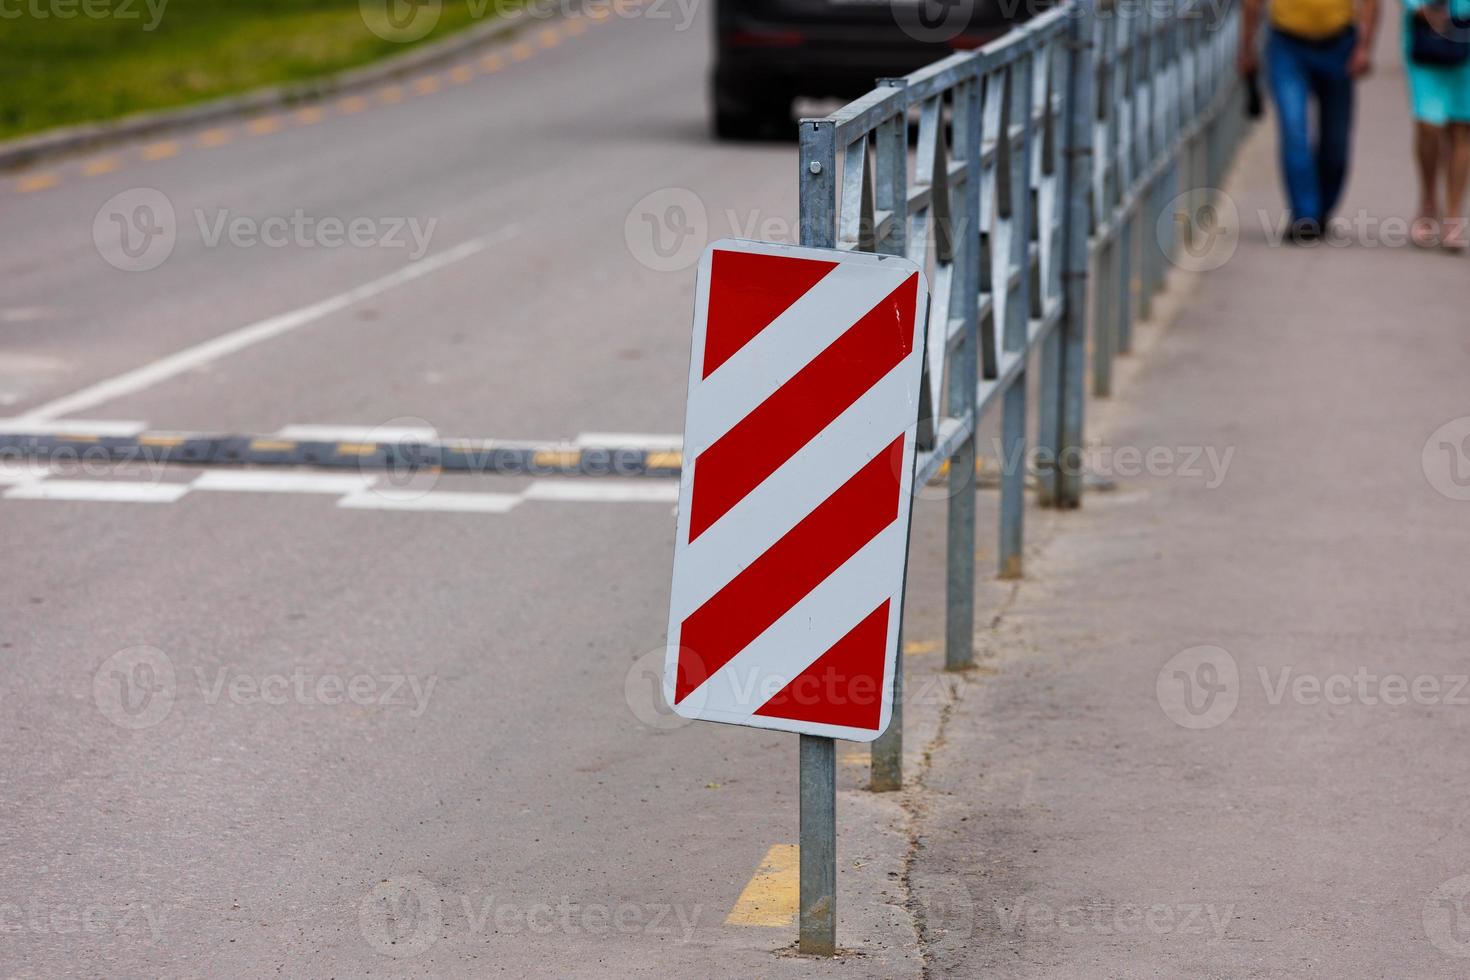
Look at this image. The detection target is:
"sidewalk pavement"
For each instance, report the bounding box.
[897,17,1470,978]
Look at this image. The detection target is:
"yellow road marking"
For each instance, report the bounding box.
[247,116,281,135]
[838,750,868,765]
[904,639,939,656]
[61,434,99,443]
[564,17,588,33]
[449,64,476,84]
[16,173,59,192]
[412,76,440,95]
[587,6,610,18]
[138,434,185,447]
[198,127,233,148]
[141,140,179,161]
[83,158,120,176]
[338,95,369,114]
[248,439,296,452]
[294,106,326,125]
[378,85,406,104]
[533,450,581,468]
[645,451,682,469]
[481,53,505,72]
[336,442,378,456]
[538,27,561,47]
[726,845,798,927]
[510,41,534,60]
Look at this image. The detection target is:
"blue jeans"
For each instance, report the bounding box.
[1266,27,1357,225]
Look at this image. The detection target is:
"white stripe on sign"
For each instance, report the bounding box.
[681,260,913,454]
[690,520,908,722]
[336,489,521,513]
[14,230,515,423]
[522,480,679,503]
[669,365,917,622]
[0,419,148,436]
[191,471,377,494]
[4,480,190,503]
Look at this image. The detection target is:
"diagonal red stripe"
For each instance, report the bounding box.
[688,272,918,543]
[752,600,890,730]
[674,435,905,704]
[703,250,838,379]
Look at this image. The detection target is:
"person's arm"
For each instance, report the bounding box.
[1238,0,1265,74]
[1350,0,1379,76]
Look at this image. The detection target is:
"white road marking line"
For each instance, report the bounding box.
[14,228,519,423]
[574,432,684,449]
[0,461,52,485]
[192,471,377,494]
[0,419,148,436]
[336,488,521,513]
[522,480,679,503]
[4,480,189,503]
[276,423,439,443]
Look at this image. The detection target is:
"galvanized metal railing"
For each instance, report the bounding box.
[792,0,1247,954]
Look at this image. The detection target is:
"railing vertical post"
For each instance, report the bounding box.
[1038,44,1065,510]
[870,82,908,791]
[796,117,838,957]
[998,49,1035,581]
[1057,0,1096,508]
[1092,236,1115,396]
[947,71,983,667]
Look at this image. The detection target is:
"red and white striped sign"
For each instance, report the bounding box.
[664,239,929,742]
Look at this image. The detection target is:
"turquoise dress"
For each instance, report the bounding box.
[1404,0,1470,124]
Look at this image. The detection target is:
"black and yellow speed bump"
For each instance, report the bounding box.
[0,431,684,478]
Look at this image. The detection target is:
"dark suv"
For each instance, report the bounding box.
[712,0,1038,137]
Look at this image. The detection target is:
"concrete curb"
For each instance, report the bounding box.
[0,11,536,172]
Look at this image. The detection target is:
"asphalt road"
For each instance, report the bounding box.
[0,7,910,976]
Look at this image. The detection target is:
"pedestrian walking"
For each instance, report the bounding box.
[1238,0,1380,239]
[1403,0,1470,250]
